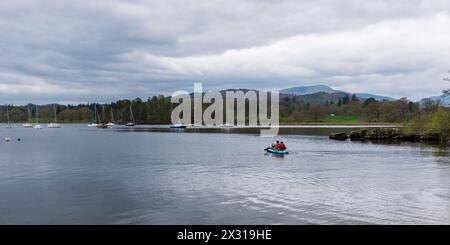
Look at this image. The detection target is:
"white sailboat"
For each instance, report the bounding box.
[34,105,42,129]
[220,123,234,128]
[106,106,115,127]
[88,105,99,127]
[5,105,12,128]
[170,124,187,129]
[125,102,135,127]
[23,105,33,128]
[96,105,108,128]
[47,104,61,128]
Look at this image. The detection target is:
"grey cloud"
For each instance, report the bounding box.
[1,0,450,104]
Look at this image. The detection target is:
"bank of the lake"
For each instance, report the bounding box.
[330,128,450,146]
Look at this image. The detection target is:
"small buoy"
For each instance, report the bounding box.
[17,138,21,142]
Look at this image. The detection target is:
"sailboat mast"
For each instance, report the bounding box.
[130,102,135,123]
[36,105,39,124]
[97,106,101,123]
[110,107,115,123]
[28,105,31,123]
[102,105,106,123]
[54,104,57,123]
[94,105,98,123]
[6,105,10,125]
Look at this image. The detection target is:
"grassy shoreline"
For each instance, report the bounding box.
[279,122,402,126]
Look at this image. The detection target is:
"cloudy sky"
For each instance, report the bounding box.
[1,0,450,104]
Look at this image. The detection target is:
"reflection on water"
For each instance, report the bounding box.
[114,124,400,136]
[429,146,450,158]
[0,124,449,224]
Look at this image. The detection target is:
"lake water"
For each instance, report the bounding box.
[0,124,449,224]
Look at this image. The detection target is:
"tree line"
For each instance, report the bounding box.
[0,95,173,124]
[279,94,422,123]
[1,93,448,134]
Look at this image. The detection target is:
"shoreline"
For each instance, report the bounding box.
[330,128,450,146]
[1,122,403,127]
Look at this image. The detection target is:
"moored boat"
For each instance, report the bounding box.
[47,104,61,128]
[23,123,33,128]
[96,123,108,128]
[47,123,61,128]
[96,105,109,129]
[106,106,115,127]
[34,105,42,129]
[170,124,187,129]
[88,105,100,127]
[221,123,234,128]
[125,102,136,127]
[23,105,33,128]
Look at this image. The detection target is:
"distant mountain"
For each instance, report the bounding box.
[280,92,349,105]
[280,85,395,101]
[421,95,450,107]
[354,93,395,101]
[280,85,343,95]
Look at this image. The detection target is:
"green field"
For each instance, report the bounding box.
[318,115,367,123]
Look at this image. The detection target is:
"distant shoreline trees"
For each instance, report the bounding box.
[0,93,448,131]
[0,96,173,124]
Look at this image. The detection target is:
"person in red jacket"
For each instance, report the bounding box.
[272,140,280,149]
[278,142,287,150]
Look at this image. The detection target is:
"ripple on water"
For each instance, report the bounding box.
[0,126,449,224]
